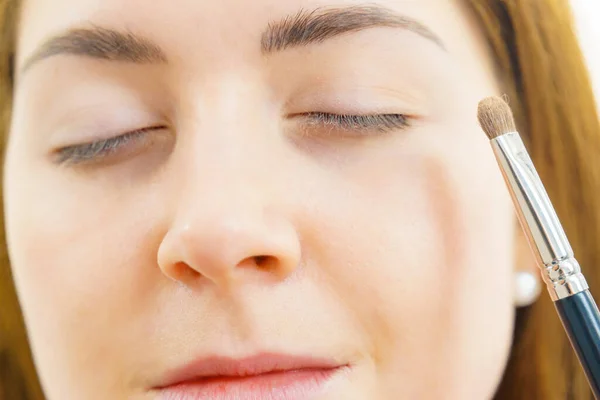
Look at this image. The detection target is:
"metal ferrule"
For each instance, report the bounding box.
[491,132,588,300]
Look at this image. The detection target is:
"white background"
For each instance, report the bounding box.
[571,0,600,105]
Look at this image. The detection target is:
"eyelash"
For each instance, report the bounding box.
[54,126,165,165]
[54,113,409,165]
[303,112,409,133]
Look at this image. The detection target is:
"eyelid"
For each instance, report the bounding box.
[53,125,168,165]
[296,112,410,132]
[53,111,406,165]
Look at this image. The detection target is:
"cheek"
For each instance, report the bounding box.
[302,124,515,397]
[4,158,167,395]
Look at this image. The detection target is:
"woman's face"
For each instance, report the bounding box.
[5,0,526,398]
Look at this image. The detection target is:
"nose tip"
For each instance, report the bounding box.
[157,214,301,289]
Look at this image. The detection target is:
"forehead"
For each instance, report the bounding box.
[15,0,475,65]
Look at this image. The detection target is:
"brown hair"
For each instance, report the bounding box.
[1,0,599,398]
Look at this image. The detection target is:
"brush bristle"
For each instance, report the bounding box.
[477,96,517,140]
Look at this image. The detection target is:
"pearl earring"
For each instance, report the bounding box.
[514,271,541,307]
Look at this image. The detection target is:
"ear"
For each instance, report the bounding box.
[513,219,542,307]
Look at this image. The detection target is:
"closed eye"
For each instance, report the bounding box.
[53,125,169,165]
[53,112,407,165]
[300,112,410,133]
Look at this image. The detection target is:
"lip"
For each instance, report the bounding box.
[154,353,347,400]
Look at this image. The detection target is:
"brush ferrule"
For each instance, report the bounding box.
[491,132,587,300]
[543,257,588,301]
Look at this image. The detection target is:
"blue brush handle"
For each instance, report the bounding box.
[555,290,600,398]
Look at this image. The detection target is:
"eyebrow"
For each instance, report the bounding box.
[261,5,445,53]
[19,5,444,75]
[20,26,168,73]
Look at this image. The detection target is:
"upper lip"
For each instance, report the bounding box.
[155,352,345,388]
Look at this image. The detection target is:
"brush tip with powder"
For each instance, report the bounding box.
[477,96,517,140]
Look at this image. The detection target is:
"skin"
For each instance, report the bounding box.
[4,0,539,398]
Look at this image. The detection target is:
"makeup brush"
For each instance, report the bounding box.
[478,96,600,398]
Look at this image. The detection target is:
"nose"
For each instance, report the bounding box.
[157,77,302,290]
[157,203,301,290]
[156,135,302,290]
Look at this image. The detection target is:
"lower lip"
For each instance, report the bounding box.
[156,367,344,400]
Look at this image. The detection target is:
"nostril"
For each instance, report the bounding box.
[254,255,268,265]
[172,262,202,280]
[253,255,277,272]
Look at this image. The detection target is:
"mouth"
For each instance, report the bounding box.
[154,353,349,400]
